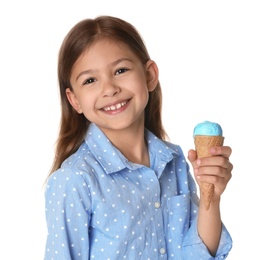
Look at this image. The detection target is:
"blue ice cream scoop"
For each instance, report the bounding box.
[193,120,223,137]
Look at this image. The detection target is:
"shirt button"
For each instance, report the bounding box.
[160,248,166,254]
[154,202,160,208]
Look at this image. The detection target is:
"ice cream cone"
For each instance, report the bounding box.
[194,135,224,210]
[194,136,224,158]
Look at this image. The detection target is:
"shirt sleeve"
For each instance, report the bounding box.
[182,217,233,259]
[44,169,92,260]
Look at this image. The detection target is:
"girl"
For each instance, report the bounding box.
[44,16,233,259]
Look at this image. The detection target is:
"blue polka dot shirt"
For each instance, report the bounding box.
[44,123,232,259]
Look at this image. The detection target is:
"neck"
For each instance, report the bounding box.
[100,125,150,167]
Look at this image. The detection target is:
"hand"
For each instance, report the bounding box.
[188,146,233,199]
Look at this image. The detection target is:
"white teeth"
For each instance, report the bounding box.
[103,101,127,111]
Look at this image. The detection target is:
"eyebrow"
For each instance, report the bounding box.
[75,58,133,81]
[76,69,93,81]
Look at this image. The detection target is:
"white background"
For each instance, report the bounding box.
[0,1,258,259]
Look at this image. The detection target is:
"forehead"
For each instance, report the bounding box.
[73,38,139,69]
[86,38,135,58]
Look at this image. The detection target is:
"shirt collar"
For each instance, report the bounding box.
[85,123,179,174]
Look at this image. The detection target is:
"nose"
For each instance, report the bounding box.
[101,79,120,97]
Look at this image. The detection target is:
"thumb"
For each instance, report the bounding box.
[187,149,197,163]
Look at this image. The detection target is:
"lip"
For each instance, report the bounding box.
[101,99,130,113]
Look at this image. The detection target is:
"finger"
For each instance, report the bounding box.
[197,156,233,171]
[195,165,232,179]
[210,146,232,158]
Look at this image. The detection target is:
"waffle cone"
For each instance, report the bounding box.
[194,135,224,210]
[194,136,224,158]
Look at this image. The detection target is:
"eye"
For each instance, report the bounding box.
[83,77,96,85]
[115,68,128,75]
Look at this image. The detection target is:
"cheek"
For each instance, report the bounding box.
[139,81,150,97]
[78,96,91,111]
[78,92,99,114]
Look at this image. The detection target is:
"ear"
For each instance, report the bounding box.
[65,88,83,114]
[145,60,159,92]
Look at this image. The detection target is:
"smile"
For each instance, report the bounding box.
[103,101,128,111]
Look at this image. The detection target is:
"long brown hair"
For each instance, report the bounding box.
[49,15,167,176]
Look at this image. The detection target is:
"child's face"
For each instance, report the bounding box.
[67,38,157,135]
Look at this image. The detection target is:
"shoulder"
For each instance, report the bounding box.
[164,140,185,156]
[46,142,95,191]
[45,167,89,197]
[146,130,186,163]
